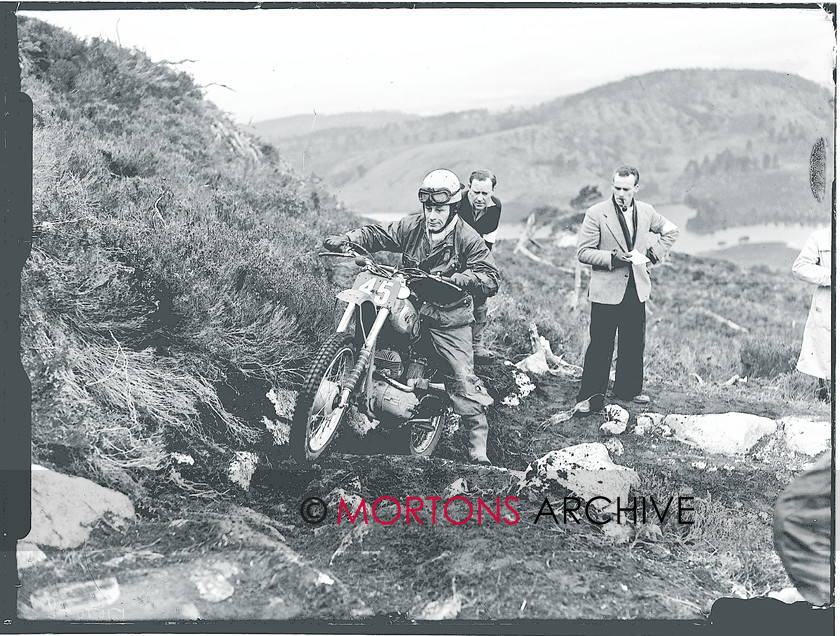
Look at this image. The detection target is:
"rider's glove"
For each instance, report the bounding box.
[450,272,471,290]
[324,234,350,252]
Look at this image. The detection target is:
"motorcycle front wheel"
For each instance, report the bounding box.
[290,332,356,463]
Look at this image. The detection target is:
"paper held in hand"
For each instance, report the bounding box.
[628,249,650,265]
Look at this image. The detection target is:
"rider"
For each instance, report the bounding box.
[323,169,500,464]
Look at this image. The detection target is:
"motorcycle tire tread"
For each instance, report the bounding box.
[290,331,356,464]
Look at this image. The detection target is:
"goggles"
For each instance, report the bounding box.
[418,188,459,205]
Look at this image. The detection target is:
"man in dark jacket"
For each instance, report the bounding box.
[324,169,500,464]
[457,169,502,360]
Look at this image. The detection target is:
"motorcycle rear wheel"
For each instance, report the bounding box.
[406,408,450,457]
[290,332,356,463]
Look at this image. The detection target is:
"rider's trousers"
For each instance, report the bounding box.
[422,323,493,417]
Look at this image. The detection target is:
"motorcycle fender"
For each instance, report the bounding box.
[336,289,371,305]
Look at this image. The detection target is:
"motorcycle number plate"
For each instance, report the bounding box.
[352,272,404,307]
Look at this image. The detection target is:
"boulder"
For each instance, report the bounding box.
[780,417,830,456]
[27,465,134,549]
[523,443,640,511]
[664,413,776,455]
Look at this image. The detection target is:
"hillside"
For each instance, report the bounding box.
[255,70,834,228]
[14,17,831,627]
[18,16,361,492]
[248,110,420,142]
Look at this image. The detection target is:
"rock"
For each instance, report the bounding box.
[415,581,463,620]
[604,404,629,426]
[190,561,239,602]
[27,465,134,549]
[327,487,365,515]
[170,452,194,465]
[443,478,469,499]
[502,364,536,406]
[523,443,640,512]
[664,413,777,455]
[600,420,627,436]
[27,577,121,620]
[515,350,552,375]
[780,417,830,456]
[634,413,661,435]
[600,405,629,434]
[601,522,632,543]
[179,603,202,620]
[604,438,624,456]
[16,542,47,570]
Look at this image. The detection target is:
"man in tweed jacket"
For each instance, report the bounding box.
[574,166,679,415]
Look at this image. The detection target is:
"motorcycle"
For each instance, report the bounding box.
[290,243,465,463]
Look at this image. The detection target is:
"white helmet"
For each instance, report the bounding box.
[418,169,462,206]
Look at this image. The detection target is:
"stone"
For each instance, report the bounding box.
[502,365,537,406]
[604,438,624,456]
[515,351,551,375]
[601,522,632,543]
[28,577,121,620]
[780,417,830,456]
[664,413,776,455]
[636,412,666,431]
[443,478,469,499]
[27,465,134,549]
[190,561,239,602]
[523,443,640,512]
[601,405,629,434]
[16,542,47,570]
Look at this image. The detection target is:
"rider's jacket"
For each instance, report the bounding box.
[345,213,500,328]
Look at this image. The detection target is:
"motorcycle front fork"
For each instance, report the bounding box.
[337,306,389,410]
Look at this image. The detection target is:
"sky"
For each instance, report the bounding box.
[21,5,837,125]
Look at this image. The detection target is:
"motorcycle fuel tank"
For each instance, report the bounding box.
[388,297,420,339]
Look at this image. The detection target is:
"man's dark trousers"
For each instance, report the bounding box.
[577,278,645,410]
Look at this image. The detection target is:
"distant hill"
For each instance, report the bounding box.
[254,70,834,229]
[250,110,420,143]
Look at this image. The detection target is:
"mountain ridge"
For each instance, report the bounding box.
[255,68,834,227]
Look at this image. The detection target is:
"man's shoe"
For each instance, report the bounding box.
[572,400,592,417]
[632,394,651,404]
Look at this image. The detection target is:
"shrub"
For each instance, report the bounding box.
[739,334,799,378]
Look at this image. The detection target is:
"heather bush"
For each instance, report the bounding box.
[19,17,358,488]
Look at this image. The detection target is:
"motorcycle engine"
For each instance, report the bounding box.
[370,381,419,421]
[374,349,403,379]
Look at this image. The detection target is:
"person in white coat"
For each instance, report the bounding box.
[792,227,831,401]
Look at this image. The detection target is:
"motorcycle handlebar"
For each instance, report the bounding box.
[318,251,355,258]
[320,246,464,293]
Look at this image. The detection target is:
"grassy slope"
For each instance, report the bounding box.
[19,17,360,492]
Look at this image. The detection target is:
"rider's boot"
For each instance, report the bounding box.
[472,320,496,361]
[464,414,491,465]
